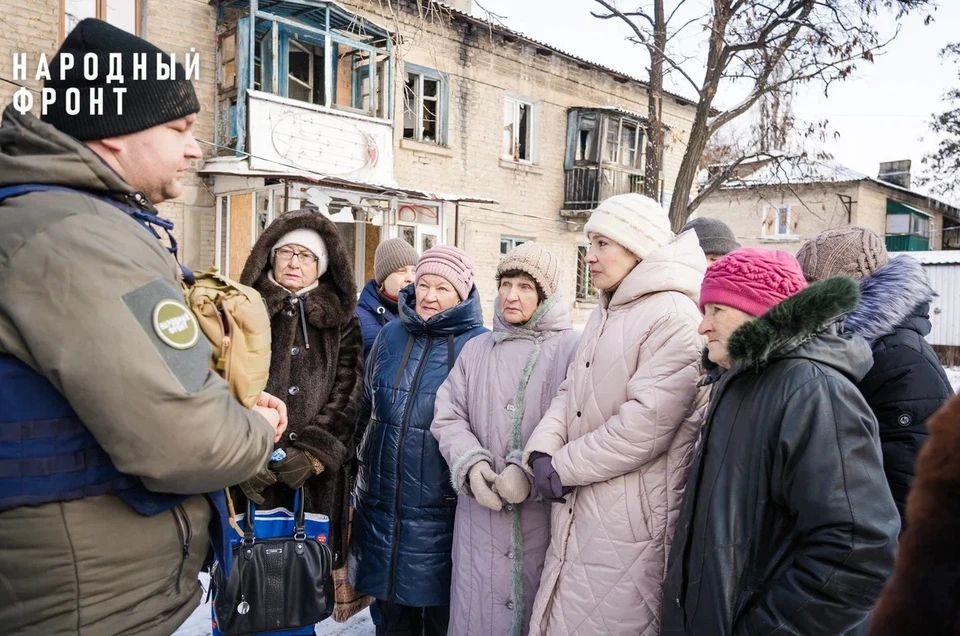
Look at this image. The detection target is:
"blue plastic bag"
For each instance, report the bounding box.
[211,491,330,636]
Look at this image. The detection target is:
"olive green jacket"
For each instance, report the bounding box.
[0,105,274,635]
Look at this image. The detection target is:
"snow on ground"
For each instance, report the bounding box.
[176,365,960,635]
[946,367,960,394]
[173,575,375,636]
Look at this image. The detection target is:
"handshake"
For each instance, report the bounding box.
[468,454,572,511]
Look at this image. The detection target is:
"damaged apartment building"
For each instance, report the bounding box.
[0,0,699,322]
[203,0,700,321]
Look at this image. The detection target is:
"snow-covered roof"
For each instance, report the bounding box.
[721,157,869,189]
[717,156,960,219]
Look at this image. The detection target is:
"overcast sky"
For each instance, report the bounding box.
[470,0,959,198]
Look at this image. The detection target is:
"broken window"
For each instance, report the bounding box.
[576,113,598,162]
[288,39,324,104]
[604,117,643,169]
[404,67,445,143]
[503,96,536,162]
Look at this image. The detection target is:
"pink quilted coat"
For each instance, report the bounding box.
[523,231,709,635]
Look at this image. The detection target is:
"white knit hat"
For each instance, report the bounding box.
[272,228,329,277]
[583,193,674,259]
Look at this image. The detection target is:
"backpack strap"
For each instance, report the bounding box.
[0,183,184,264]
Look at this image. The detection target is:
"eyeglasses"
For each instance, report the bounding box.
[275,247,319,266]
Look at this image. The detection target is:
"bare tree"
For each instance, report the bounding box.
[593,0,933,232]
[918,42,960,201]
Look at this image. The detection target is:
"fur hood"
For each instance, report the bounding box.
[240,208,357,328]
[720,276,869,377]
[845,255,935,344]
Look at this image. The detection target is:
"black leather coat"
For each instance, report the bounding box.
[661,277,900,636]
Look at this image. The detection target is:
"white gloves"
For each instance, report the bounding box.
[495,464,531,504]
[468,461,502,511]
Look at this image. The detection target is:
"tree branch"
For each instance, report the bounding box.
[594,0,703,97]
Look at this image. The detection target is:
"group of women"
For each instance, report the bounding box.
[235,191,708,636]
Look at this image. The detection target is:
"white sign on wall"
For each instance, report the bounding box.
[247,90,396,188]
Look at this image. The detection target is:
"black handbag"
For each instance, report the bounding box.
[212,488,334,635]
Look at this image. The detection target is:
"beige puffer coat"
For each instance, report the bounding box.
[523,231,709,635]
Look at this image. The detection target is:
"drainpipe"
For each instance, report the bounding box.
[454,202,460,247]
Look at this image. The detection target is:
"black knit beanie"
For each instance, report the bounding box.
[42,18,200,141]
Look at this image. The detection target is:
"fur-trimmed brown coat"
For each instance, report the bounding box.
[870,393,960,635]
[236,208,364,568]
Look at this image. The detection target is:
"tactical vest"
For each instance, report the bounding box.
[0,354,185,513]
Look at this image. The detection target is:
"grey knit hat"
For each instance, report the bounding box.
[682,217,740,256]
[374,238,419,286]
[796,227,889,281]
[497,241,560,298]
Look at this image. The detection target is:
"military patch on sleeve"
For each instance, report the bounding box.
[152,299,200,349]
[122,279,211,394]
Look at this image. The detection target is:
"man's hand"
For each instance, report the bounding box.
[253,391,288,442]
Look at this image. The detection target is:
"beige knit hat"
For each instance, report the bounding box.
[796,227,889,281]
[374,238,419,286]
[583,193,674,259]
[497,241,560,297]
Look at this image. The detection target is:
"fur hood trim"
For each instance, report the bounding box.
[727,276,860,368]
[240,208,357,327]
[845,256,935,343]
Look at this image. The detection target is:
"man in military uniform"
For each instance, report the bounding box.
[0,19,285,634]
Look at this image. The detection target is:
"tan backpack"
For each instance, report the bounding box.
[182,268,272,408]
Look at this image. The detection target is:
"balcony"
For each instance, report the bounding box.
[563,165,644,212]
[560,107,651,217]
[213,0,393,157]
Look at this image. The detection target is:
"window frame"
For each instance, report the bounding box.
[61,0,141,40]
[576,244,598,301]
[403,64,448,145]
[499,236,530,258]
[604,116,643,169]
[503,94,539,164]
[762,204,794,239]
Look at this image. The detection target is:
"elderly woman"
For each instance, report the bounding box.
[231,208,364,634]
[356,238,419,359]
[431,242,579,636]
[522,194,708,636]
[350,245,488,636]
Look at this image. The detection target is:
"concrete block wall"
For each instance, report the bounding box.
[0,0,218,269]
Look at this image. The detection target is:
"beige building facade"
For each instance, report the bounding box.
[693,158,960,256]
[1,0,699,323]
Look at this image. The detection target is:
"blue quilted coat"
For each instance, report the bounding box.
[349,283,487,607]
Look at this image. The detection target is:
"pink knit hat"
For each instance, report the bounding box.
[700,248,808,317]
[416,245,476,300]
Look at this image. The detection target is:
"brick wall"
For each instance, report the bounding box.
[0,0,218,269]
[341,0,697,321]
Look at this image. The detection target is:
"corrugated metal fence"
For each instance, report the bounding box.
[892,251,960,365]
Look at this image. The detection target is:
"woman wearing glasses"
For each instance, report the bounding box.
[233,208,365,634]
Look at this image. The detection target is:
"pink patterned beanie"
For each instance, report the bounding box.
[699,248,808,317]
[415,245,476,300]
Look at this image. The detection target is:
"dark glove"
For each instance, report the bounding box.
[274,447,322,490]
[532,454,571,503]
[240,466,278,505]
